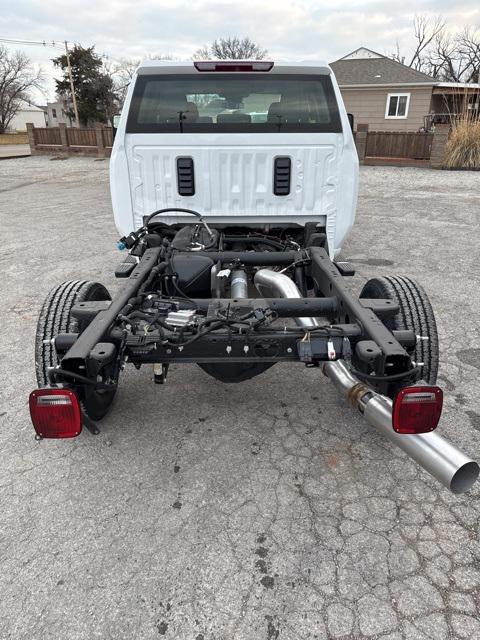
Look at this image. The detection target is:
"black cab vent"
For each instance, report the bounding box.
[177,157,195,196]
[273,157,291,196]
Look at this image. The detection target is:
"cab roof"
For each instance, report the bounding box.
[136,60,332,76]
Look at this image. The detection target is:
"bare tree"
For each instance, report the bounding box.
[194,37,267,60]
[429,27,480,82]
[389,40,405,65]
[148,53,174,61]
[106,58,139,107]
[409,15,445,71]
[427,32,457,80]
[389,15,444,74]
[107,54,173,107]
[389,16,480,83]
[0,46,44,133]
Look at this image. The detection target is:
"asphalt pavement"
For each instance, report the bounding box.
[0,144,31,159]
[0,157,479,639]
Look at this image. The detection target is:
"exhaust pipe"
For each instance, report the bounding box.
[254,269,319,329]
[253,269,478,493]
[230,269,249,299]
[324,360,479,494]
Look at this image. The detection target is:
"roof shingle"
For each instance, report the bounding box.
[330,56,436,86]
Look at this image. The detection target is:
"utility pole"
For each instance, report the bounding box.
[65,41,80,127]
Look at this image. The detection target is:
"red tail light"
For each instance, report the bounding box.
[29,388,82,439]
[392,386,443,434]
[194,61,274,72]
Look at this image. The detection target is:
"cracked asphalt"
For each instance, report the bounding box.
[0,157,479,640]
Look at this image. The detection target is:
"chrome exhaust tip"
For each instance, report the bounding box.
[450,461,480,494]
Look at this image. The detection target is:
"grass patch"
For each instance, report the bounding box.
[444,119,480,169]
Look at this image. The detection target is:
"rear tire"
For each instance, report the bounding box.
[360,275,439,384]
[35,280,116,420]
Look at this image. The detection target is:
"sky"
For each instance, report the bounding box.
[0,0,479,102]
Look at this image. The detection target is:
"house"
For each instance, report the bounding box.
[46,99,75,127]
[8,101,46,132]
[330,47,480,131]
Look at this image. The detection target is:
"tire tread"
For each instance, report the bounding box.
[35,280,109,387]
[360,275,439,384]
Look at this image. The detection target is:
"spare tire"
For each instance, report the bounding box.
[35,280,116,420]
[360,275,439,384]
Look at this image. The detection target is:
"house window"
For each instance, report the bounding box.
[385,93,410,119]
[52,108,57,118]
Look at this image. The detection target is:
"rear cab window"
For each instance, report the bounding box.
[126,74,342,133]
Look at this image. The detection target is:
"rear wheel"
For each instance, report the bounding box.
[360,275,439,384]
[35,280,116,420]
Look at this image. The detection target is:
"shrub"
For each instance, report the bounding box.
[443,118,480,169]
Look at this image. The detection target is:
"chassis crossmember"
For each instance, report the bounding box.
[54,244,417,397]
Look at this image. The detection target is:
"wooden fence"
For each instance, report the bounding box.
[27,122,447,167]
[102,128,113,147]
[66,127,97,147]
[34,127,61,146]
[365,131,433,160]
[27,123,113,157]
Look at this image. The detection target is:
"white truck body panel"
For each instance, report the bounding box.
[110,61,358,256]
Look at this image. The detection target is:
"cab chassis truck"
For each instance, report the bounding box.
[30,60,479,494]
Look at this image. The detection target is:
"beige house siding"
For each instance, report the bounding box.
[339,86,433,131]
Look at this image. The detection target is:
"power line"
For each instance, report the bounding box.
[0,36,81,126]
[0,37,65,49]
[0,36,118,63]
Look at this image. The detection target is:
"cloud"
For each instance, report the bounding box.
[1,0,479,100]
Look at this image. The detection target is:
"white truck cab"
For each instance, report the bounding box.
[110,60,358,256]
